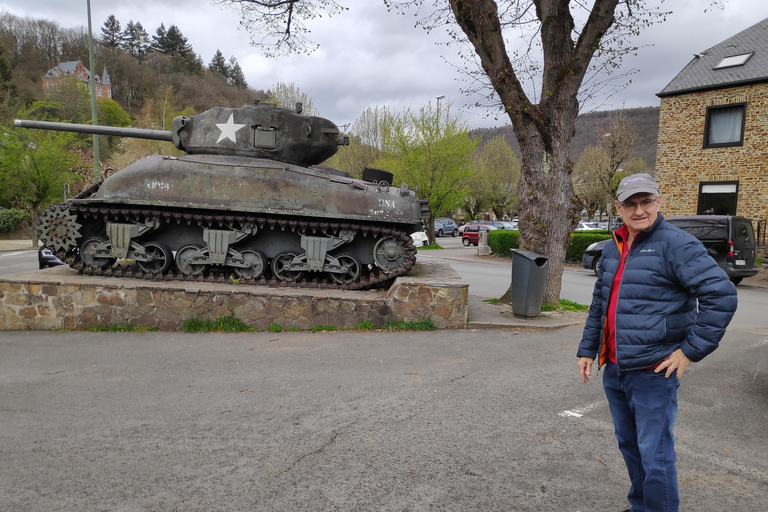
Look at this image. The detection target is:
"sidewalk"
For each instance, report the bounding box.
[0,239,39,252]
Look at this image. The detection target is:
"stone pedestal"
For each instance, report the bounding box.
[0,262,468,331]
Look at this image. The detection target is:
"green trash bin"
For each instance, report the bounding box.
[510,249,549,317]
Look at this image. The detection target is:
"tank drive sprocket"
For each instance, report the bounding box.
[38,205,82,252]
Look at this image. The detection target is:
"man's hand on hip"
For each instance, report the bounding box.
[656,348,691,379]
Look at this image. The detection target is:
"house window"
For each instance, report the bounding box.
[697,181,738,215]
[714,53,753,69]
[703,103,745,148]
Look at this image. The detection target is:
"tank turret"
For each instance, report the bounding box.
[18,101,428,290]
[15,101,348,167]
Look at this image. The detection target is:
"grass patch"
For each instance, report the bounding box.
[482,298,500,304]
[383,318,436,331]
[87,324,159,332]
[540,299,589,313]
[267,323,284,333]
[180,313,255,333]
[356,319,376,330]
[418,244,444,250]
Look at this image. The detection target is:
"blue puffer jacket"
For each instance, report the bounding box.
[577,214,738,371]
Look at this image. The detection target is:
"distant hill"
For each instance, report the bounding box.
[470,106,660,171]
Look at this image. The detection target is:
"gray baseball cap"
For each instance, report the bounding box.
[616,173,659,202]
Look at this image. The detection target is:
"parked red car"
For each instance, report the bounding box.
[461,224,497,246]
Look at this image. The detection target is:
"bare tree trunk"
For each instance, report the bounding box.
[449,0,616,305]
[516,118,579,304]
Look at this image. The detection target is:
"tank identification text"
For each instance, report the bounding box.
[378,198,396,209]
[147,181,170,191]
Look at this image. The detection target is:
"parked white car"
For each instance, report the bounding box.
[410,230,429,247]
[576,221,600,231]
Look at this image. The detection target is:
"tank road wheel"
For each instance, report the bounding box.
[271,251,305,282]
[373,237,408,271]
[80,237,115,269]
[330,254,362,285]
[234,250,266,279]
[175,245,208,276]
[39,206,82,253]
[137,242,172,275]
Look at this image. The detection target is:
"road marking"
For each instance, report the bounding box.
[559,400,605,418]
[0,251,27,258]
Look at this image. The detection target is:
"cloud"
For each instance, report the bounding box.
[4,0,768,129]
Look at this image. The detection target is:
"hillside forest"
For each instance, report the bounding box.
[0,10,659,236]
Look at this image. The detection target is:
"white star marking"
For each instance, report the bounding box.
[215,113,245,143]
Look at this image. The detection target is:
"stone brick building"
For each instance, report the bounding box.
[42,60,112,99]
[656,17,768,242]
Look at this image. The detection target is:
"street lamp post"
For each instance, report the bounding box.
[436,95,445,132]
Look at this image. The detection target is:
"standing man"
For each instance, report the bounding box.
[577,173,737,512]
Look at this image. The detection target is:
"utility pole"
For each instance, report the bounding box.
[86,0,101,181]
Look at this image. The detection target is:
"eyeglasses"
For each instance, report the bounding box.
[620,197,658,211]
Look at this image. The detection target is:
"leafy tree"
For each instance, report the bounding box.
[59,27,89,62]
[45,82,92,123]
[0,46,17,108]
[622,156,651,176]
[269,82,319,116]
[149,23,169,54]
[209,49,229,77]
[376,102,478,244]
[323,106,389,178]
[100,15,122,48]
[97,97,132,147]
[121,21,150,60]
[0,113,81,245]
[472,135,520,219]
[227,57,247,88]
[213,0,679,304]
[323,135,380,179]
[589,112,638,222]
[573,146,610,219]
[164,25,194,58]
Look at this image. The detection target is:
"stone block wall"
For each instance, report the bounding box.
[656,82,768,222]
[0,263,468,331]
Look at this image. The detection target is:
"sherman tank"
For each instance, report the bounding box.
[16,101,429,290]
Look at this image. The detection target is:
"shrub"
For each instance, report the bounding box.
[567,231,612,262]
[488,230,520,255]
[488,229,612,263]
[0,209,31,233]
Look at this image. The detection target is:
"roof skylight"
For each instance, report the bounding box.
[714,53,753,69]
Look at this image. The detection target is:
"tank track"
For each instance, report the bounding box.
[45,201,417,291]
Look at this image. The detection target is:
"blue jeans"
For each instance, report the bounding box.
[603,361,681,512]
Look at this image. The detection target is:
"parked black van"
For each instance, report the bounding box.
[666,215,758,285]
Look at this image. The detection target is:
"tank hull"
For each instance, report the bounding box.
[86,154,422,228]
[39,155,425,289]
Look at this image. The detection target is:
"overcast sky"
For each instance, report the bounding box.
[4,0,768,130]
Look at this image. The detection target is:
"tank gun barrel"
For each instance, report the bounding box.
[13,119,173,142]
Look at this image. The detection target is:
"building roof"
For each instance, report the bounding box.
[44,61,84,78]
[43,60,110,86]
[657,17,768,97]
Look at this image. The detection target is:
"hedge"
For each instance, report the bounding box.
[488,230,613,262]
[0,209,31,233]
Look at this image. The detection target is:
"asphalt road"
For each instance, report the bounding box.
[1,327,766,511]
